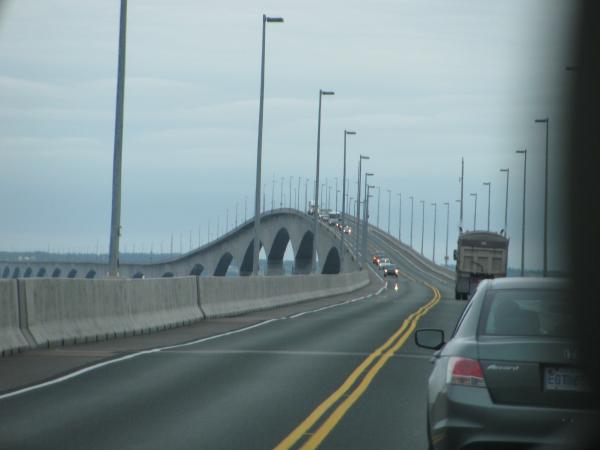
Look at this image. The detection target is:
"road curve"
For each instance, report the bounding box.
[0,232,466,450]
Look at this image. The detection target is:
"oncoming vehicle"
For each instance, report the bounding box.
[343,225,352,234]
[383,264,399,277]
[415,277,597,450]
[372,253,385,265]
[378,257,391,270]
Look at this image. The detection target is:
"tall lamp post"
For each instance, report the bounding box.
[500,168,509,236]
[483,181,491,231]
[376,186,381,228]
[516,149,527,276]
[252,14,283,275]
[420,200,425,255]
[409,196,414,248]
[341,130,356,270]
[312,89,335,273]
[386,189,392,233]
[470,192,477,231]
[535,117,549,277]
[108,0,128,277]
[443,202,450,266]
[355,155,369,264]
[431,202,437,262]
[397,193,402,241]
[363,173,374,265]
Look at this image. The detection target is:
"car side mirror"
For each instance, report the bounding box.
[415,329,445,350]
[453,249,457,261]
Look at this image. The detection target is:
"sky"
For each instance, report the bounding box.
[0,0,578,271]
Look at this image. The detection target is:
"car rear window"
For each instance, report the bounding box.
[479,289,576,337]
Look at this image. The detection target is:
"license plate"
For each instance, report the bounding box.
[544,366,590,392]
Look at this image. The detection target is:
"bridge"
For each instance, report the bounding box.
[1,209,358,280]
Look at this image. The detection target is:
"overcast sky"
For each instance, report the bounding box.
[0,0,578,270]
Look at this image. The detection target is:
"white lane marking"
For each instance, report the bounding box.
[0,281,386,401]
[287,284,386,319]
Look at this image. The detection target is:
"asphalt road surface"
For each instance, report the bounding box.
[0,231,466,450]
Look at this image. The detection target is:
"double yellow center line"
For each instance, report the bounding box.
[275,283,442,450]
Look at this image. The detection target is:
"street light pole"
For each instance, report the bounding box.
[516,149,527,276]
[409,196,414,248]
[108,0,128,277]
[444,202,450,266]
[312,89,335,274]
[420,200,425,255]
[280,177,284,207]
[363,174,374,266]
[297,176,301,210]
[483,181,491,231]
[431,202,437,262]
[500,168,509,236]
[289,175,292,209]
[397,193,402,241]
[470,193,477,231]
[376,186,381,228]
[304,178,309,212]
[355,155,369,265]
[271,174,275,211]
[253,14,283,276]
[341,130,356,270]
[535,117,549,277]
[387,189,391,234]
[335,177,339,212]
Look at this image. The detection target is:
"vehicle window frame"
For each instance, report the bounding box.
[451,299,473,338]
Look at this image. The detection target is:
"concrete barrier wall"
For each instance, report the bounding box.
[20,277,202,346]
[200,271,370,318]
[0,272,370,353]
[0,280,30,354]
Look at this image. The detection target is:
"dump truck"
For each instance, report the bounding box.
[453,230,509,300]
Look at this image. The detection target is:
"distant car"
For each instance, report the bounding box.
[378,257,391,269]
[415,277,596,450]
[372,253,385,265]
[343,225,352,234]
[383,264,399,277]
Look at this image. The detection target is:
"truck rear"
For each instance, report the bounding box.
[453,231,509,300]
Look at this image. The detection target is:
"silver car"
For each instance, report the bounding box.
[415,277,598,449]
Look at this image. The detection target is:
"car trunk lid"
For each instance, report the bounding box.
[478,337,592,409]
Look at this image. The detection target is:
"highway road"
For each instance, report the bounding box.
[0,229,466,450]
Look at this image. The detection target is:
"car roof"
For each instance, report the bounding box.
[485,277,571,290]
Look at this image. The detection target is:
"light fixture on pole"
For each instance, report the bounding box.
[500,168,509,237]
[516,149,527,276]
[483,181,491,231]
[252,14,283,275]
[470,193,477,231]
[312,89,335,274]
[535,117,549,277]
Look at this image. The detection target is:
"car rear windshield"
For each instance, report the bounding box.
[479,288,576,338]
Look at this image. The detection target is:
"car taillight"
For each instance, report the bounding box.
[446,357,486,387]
